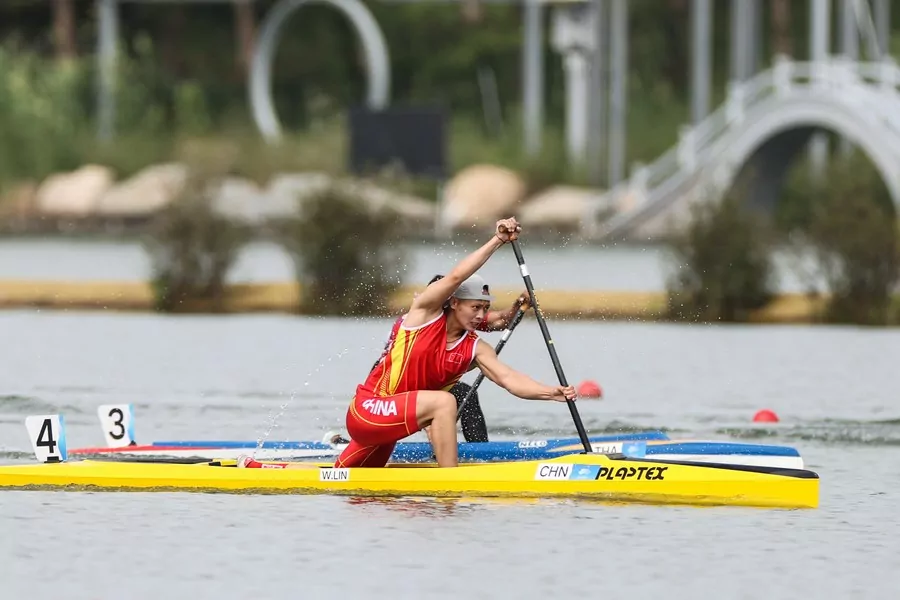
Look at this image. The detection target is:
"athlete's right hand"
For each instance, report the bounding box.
[548,385,577,402]
[512,289,531,311]
[495,217,521,243]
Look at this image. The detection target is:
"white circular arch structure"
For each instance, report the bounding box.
[589,58,900,240]
[249,0,391,142]
[716,98,900,207]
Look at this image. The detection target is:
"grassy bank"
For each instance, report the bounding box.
[0,279,836,324]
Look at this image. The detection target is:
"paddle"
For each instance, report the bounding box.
[456,304,528,421]
[501,228,593,454]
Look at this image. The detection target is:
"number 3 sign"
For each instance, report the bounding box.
[97,404,136,448]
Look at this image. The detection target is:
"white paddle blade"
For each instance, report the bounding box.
[97,404,136,448]
[25,415,67,463]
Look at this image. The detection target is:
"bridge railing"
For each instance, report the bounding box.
[585,55,900,239]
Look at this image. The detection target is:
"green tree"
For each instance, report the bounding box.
[272,183,407,316]
[666,188,777,322]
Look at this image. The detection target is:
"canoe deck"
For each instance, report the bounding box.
[0,453,819,509]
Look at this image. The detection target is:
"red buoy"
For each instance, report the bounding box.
[577,380,603,399]
[753,409,779,423]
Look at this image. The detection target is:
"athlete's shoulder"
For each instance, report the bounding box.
[401,310,446,332]
[473,335,495,355]
[390,314,406,333]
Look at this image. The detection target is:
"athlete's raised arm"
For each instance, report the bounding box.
[404,217,520,327]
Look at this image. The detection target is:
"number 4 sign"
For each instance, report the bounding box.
[25,415,68,463]
[98,404,136,448]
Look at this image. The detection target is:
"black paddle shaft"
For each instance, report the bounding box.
[457,306,528,421]
[508,238,593,454]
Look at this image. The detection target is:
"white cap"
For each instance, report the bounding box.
[452,274,494,302]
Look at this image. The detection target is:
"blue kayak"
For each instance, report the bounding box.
[149,431,804,468]
[80,404,803,468]
[151,430,669,456]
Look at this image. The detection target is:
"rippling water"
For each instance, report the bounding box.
[1,309,899,599]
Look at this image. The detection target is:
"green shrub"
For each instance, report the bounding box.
[143,169,251,312]
[665,191,777,322]
[272,183,406,316]
[0,47,88,182]
[0,39,210,183]
[801,157,900,325]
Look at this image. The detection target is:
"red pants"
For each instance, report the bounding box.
[334,391,421,468]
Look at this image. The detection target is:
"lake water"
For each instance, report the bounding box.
[0,237,827,293]
[1,303,898,599]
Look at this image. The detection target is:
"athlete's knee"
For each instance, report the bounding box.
[417,390,457,421]
[434,391,456,416]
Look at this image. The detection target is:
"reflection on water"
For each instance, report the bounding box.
[342,496,485,517]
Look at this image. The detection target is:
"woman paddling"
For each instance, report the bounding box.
[237,217,577,470]
[371,273,532,443]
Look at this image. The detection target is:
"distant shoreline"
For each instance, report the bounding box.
[0,220,677,249]
[0,280,832,324]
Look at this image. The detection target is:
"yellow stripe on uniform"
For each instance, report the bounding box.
[388,327,419,395]
[374,328,411,396]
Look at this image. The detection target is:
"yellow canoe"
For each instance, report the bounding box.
[0,453,819,509]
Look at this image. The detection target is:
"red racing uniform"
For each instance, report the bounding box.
[335,312,480,468]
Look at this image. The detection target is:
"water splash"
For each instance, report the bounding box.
[253,348,352,457]
[254,397,294,456]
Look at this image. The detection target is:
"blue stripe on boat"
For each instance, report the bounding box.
[148,432,799,463]
[644,442,800,457]
[151,431,670,451]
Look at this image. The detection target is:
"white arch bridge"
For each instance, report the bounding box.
[581,56,900,242]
